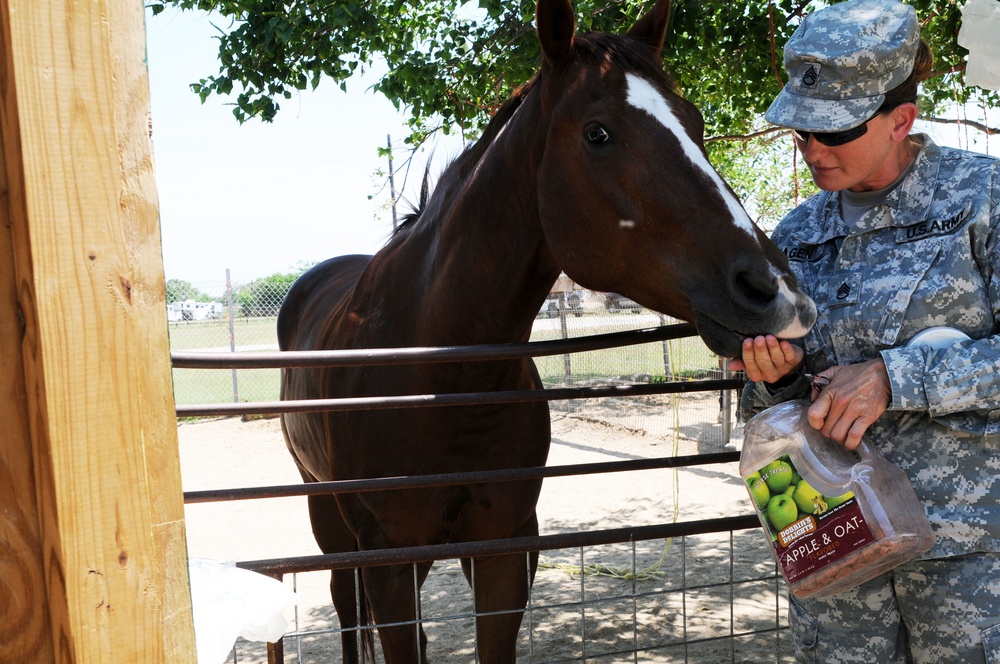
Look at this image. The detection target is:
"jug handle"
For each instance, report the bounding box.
[855,440,874,461]
[794,439,861,496]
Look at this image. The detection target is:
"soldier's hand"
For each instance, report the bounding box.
[727,335,804,384]
[807,358,891,450]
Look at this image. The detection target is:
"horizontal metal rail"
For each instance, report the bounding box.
[183,450,741,503]
[176,377,742,418]
[170,323,698,369]
[237,514,761,576]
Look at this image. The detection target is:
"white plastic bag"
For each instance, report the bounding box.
[958,0,1000,90]
[188,558,299,664]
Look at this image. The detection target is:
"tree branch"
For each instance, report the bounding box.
[706,126,785,144]
[918,115,1000,136]
[707,114,1000,146]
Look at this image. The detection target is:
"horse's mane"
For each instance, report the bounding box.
[393,79,536,235]
[394,31,680,235]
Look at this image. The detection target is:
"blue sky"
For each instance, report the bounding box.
[145,6,463,293]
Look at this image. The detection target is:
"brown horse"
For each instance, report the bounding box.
[277,0,815,661]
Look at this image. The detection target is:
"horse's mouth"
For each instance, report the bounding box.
[690,281,816,359]
[691,311,749,358]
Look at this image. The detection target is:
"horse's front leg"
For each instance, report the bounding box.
[462,513,540,663]
[305,493,366,664]
[362,560,432,663]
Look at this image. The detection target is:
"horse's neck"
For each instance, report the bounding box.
[379,93,560,345]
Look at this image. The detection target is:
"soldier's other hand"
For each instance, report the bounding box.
[807,358,891,450]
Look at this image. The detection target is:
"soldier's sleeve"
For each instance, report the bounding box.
[737,374,812,423]
[880,157,1000,418]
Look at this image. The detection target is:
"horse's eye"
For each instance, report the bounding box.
[585,125,611,145]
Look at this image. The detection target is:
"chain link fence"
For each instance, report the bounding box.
[168,273,743,448]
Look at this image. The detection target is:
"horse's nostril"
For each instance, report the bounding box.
[734,270,778,307]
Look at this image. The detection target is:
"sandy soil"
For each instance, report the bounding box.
[179,397,793,663]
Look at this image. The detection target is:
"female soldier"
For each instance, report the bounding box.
[730,0,1000,660]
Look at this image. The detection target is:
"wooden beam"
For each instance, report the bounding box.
[0,0,196,660]
[0,53,53,663]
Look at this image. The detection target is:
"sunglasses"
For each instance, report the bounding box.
[790,104,901,147]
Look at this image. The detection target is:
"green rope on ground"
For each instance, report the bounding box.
[536,536,673,581]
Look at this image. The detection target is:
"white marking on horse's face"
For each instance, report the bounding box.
[624,74,756,239]
[773,275,817,338]
[619,219,637,229]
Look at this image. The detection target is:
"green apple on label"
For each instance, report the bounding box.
[746,472,771,509]
[792,480,828,515]
[766,494,799,531]
[761,460,793,494]
[781,455,801,483]
[824,491,855,509]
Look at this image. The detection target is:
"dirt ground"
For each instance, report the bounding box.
[179,396,794,663]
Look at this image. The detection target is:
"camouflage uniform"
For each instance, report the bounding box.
[740,135,1000,662]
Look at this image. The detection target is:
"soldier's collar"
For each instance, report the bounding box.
[827,134,939,236]
[882,134,940,226]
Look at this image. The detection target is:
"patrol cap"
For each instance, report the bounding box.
[765,0,919,132]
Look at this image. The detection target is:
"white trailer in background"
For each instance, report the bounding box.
[167,299,223,322]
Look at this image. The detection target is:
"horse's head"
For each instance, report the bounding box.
[532,0,816,357]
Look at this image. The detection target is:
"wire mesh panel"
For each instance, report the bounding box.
[222,531,791,663]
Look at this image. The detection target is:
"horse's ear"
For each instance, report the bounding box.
[626,0,671,55]
[536,0,576,70]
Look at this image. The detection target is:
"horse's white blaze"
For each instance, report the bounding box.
[624,74,756,239]
[619,219,637,229]
[774,275,816,338]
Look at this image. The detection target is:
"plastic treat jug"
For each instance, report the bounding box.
[740,400,934,598]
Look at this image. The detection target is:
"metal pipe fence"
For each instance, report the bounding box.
[175,320,791,663]
[168,285,735,441]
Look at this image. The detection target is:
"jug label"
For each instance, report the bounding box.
[747,455,875,584]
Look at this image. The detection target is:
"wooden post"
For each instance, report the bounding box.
[0,0,196,661]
